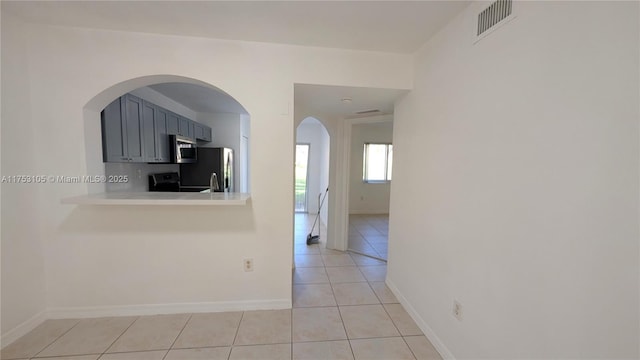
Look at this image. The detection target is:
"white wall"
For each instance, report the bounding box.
[0,13,412,341]
[0,11,48,342]
[318,125,330,225]
[198,113,243,192]
[389,1,639,358]
[349,121,393,214]
[296,120,329,215]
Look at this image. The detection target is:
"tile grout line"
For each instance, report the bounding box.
[229,311,245,355]
[379,301,419,360]
[30,319,82,359]
[326,261,356,360]
[349,215,388,260]
[161,313,192,360]
[402,335,421,360]
[99,316,140,360]
[292,334,406,344]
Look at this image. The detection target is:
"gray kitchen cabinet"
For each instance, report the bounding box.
[194,123,204,140]
[142,101,159,162]
[101,97,128,162]
[167,112,179,135]
[193,123,212,142]
[179,117,190,137]
[202,125,212,142]
[154,107,170,162]
[143,102,171,163]
[123,94,145,162]
[102,94,145,163]
[142,101,171,163]
[102,93,208,163]
[189,121,196,140]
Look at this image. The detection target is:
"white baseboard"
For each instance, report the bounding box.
[385,279,456,360]
[47,299,292,319]
[1,310,47,349]
[2,299,290,349]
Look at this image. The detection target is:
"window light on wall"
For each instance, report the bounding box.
[363,143,393,183]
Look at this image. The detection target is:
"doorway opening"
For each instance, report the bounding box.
[346,120,393,261]
[293,116,331,251]
[295,144,310,212]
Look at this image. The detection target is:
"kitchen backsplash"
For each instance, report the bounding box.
[105,162,179,192]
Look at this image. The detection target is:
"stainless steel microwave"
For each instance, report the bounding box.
[170,135,197,164]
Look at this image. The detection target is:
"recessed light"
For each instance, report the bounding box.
[341,98,352,104]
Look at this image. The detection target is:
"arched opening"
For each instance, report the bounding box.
[293,116,331,251]
[82,75,250,195]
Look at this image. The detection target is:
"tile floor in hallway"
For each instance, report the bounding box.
[1,215,439,360]
[347,214,389,260]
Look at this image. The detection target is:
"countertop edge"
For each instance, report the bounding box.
[61,192,251,206]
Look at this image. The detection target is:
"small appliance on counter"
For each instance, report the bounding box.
[180,147,233,192]
[148,172,181,192]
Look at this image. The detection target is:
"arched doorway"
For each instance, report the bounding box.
[293,117,331,249]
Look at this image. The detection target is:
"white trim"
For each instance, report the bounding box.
[385,279,456,360]
[47,299,291,319]
[1,310,47,348]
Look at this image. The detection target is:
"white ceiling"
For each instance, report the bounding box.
[3,1,469,54]
[4,1,466,117]
[149,83,248,114]
[295,84,408,118]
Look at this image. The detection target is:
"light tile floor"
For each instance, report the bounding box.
[347,214,389,260]
[1,214,440,360]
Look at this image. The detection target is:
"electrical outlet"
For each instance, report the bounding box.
[452,300,463,321]
[243,258,254,272]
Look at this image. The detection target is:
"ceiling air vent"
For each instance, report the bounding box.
[346,109,388,119]
[355,109,382,115]
[477,0,513,37]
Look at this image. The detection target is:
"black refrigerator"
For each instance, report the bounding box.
[180,147,234,192]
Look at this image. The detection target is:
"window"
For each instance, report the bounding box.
[363,143,393,182]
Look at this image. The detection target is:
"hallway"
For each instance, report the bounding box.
[293,213,440,359]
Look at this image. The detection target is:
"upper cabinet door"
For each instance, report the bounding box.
[167,112,179,135]
[142,101,158,162]
[155,107,170,163]
[193,123,212,142]
[101,97,128,162]
[179,117,190,137]
[194,123,204,140]
[189,121,196,139]
[203,126,212,142]
[122,94,145,162]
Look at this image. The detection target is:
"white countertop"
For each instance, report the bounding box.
[61,192,251,206]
